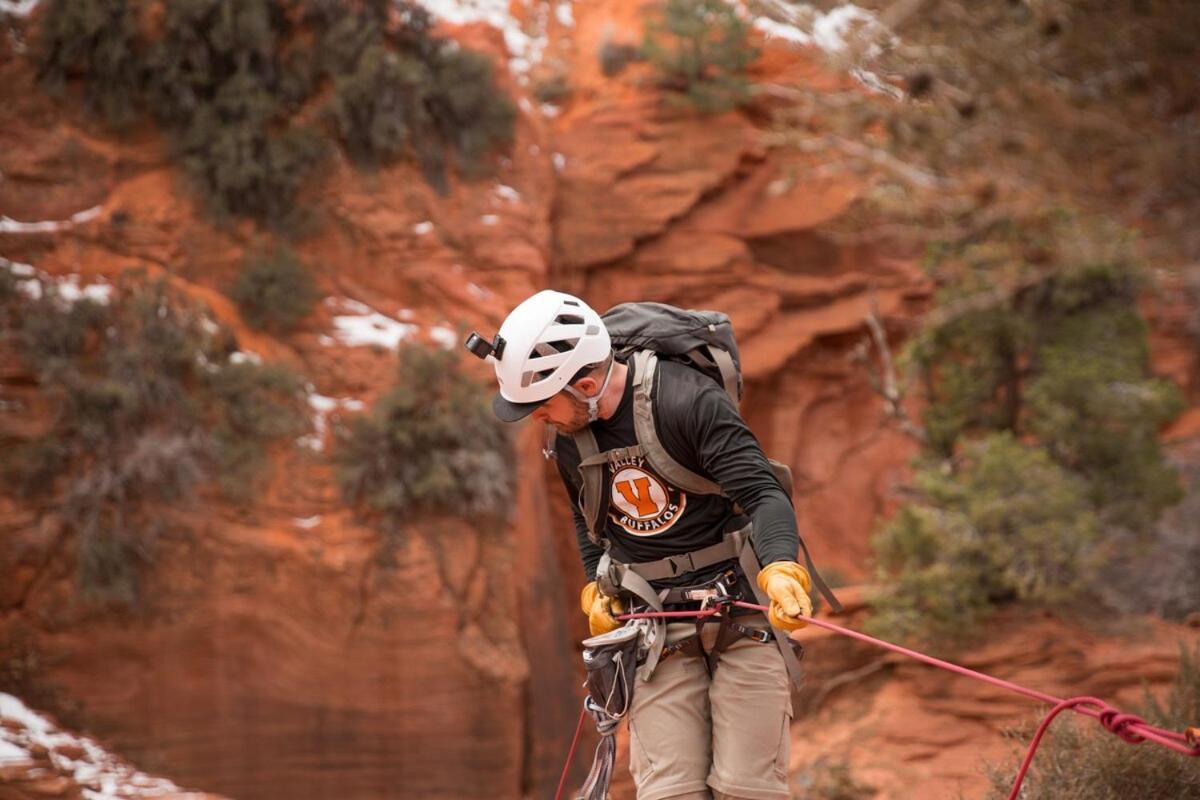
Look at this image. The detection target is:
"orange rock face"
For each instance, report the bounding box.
[1,3,1197,800]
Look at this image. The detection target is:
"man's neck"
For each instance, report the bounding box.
[595,360,629,421]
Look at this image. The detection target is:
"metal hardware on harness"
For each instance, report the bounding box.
[683,573,737,609]
[681,587,720,603]
[661,568,740,607]
[698,578,736,612]
[728,619,772,644]
[652,572,775,672]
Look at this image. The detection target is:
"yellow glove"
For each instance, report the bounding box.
[580,581,625,636]
[757,561,813,632]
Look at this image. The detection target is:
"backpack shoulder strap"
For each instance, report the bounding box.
[686,345,739,406]
[573,426,606,546]
[632,349,725,497]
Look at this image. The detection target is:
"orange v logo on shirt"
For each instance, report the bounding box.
[614,477,658,517]
[608,464,687,536]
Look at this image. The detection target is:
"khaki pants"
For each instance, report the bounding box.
[627,618,793,800]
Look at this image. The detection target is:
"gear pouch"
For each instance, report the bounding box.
[581,623,641,718]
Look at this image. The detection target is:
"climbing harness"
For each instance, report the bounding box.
[637,568,781,677]
[553,601,1200,800]
[591,527,809,687]
[569,348,843,619]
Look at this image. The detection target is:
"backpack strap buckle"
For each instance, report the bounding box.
[664,551,696,576]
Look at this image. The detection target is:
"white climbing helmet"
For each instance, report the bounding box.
[490,289,611,422]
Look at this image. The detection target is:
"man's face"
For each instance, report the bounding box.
[529,375,599,433]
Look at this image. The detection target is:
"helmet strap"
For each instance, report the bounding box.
[565,354,615,423]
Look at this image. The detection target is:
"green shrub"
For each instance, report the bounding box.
[31,0,515,218]
[1024,265,1184,529]
[985,645,1200,800]
[0,273,309,606]
[425,46,517,176]
[315,1,513,185]
[1093,459,1200,621]
[790,756,874,800]
[876,235,1186,644]
[35,0,143,126]
[532,70,572,104]
[175,100,327,225]
[146,0,325,224]
[909,257,1183,533]
[598,39,644,77]
[204,361,308,500]
[910,305,1031,458]
[146,0,298,126]
[229,248,320,332]
[324,44,421,166]
[868,434,1101,645]
[642,0,759,112]
[335,344,514,543]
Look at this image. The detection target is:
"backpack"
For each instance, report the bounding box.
[566,301,842,612]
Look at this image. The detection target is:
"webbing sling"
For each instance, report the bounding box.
[736,539,806,689]
[595,549,667,682]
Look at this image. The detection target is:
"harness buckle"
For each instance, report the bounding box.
[666,552,695,575]
[598,562,622,597]
[735,623,772,644]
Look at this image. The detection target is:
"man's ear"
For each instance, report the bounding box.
[572,376,599,396]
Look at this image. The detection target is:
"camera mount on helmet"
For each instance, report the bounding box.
[464,331,506,362]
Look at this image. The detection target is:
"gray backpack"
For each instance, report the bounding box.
[567,301,842,612]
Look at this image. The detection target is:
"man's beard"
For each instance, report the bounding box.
[552,397,591,434]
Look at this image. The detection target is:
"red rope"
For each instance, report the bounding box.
[554,701,589,800]
[610,601,1200,798]
[1005,696,1150,800]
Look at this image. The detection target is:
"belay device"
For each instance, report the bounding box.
[575,623,644,800]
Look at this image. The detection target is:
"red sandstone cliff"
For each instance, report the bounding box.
[1,1,1197,799]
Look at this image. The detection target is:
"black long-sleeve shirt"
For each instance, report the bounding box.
[553,357,801,587]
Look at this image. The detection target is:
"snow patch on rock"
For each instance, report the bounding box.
[429,325,458,350]
[229,351,262,365]
[494,184,521,202]
[0,693,208,799]
[298,391,366,452]
[0,205,101,234]
[1,260,113,306]
[419,0,550,83]
[323,297,419,350]
[749,1,899,96]
[554,0,573,27]
[0,0,41,19]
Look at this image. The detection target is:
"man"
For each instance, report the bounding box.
[477,289,813,800]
